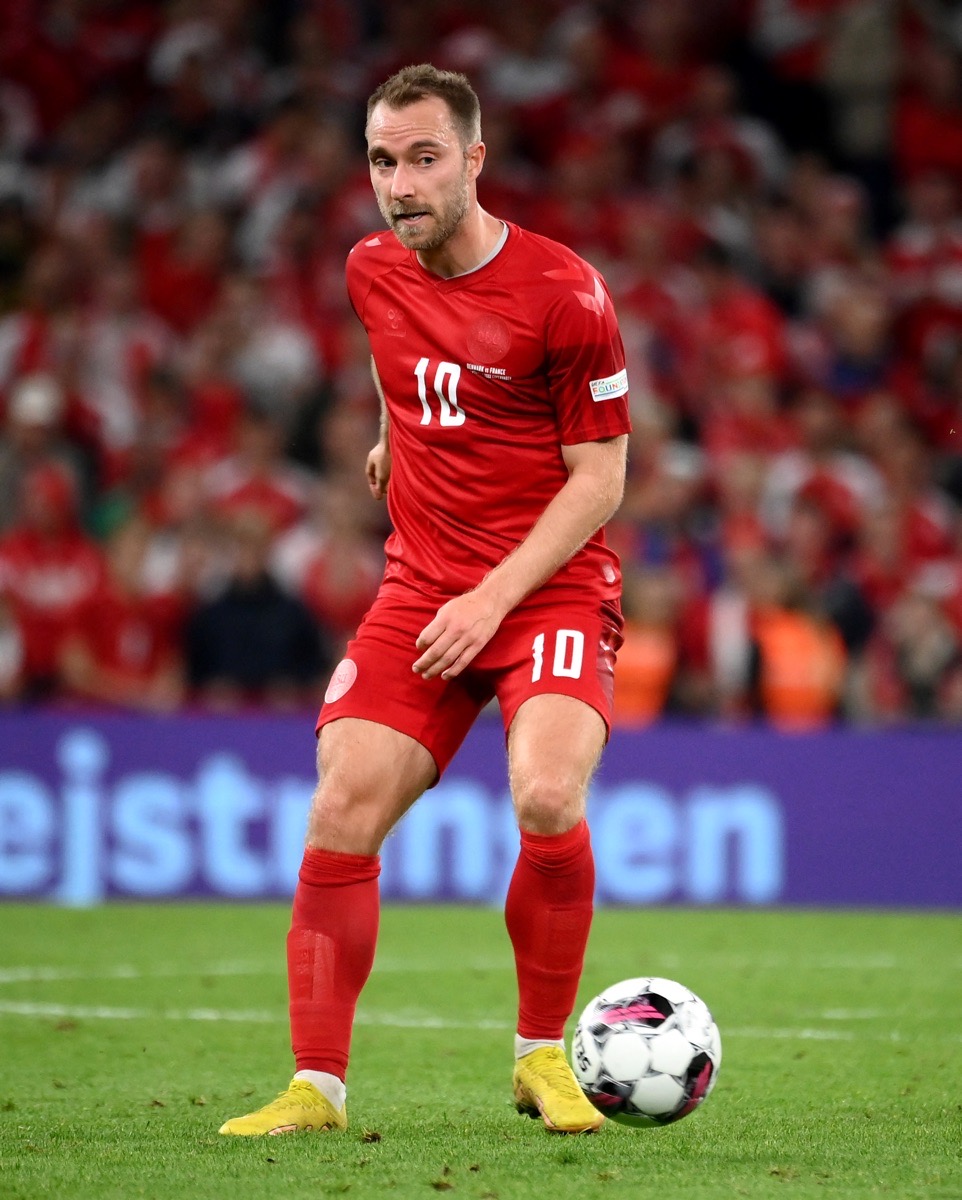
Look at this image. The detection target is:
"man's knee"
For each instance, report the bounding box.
[306,779,387,853]
[306,722,434,853]
[512,769,586,835]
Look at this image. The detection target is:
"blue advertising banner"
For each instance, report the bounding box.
[0,712,958,908]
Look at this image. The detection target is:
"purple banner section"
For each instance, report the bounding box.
[0,712,959,907]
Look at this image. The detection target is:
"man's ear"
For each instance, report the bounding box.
[466,141,486,183]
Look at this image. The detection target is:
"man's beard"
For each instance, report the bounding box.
[380,172,470,252]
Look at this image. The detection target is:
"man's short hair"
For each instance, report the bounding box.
[366,63,482,147]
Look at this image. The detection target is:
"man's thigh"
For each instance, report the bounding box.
[309,716,438,852]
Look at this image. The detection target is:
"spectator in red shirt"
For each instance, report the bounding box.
[617,1,702,141]
[192,270,320,434]
[0,240,84,408]
[885,169,962,366]
[856,586,961,720]
[777,494,875,656]
[862,413,954,566]
[0,461,105,697]
[140,208,232,337]
[60,515,185,712]
[652,64,787,196]
[687,239,789,416]
[206,404,312,535]
[0,3,90,135]
[525,131,631,270]
[895,38,962,189]
[295,475,384,657]
[675,532,767,719]
[850,496,915,619]
[761,387,885,541]
[702,371,798,464]
[76,254,174,485]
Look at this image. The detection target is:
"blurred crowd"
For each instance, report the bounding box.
[2,0,962,728]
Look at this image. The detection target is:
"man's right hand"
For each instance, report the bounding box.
[366,441,391,499]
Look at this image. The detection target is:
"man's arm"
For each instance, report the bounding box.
[413,434,628,680]
[365,357,392,499]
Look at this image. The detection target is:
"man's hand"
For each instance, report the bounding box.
[413,589,506,680]
[366,441,391,499]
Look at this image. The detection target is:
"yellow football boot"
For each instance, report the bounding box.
[513,1045,604,1134]
[218,1079,347,1136]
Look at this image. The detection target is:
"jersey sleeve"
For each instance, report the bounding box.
[543,268,632,445]
[345,232,404,326]
[345,239,372,323]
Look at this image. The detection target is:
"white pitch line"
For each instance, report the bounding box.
[0,1001,506,1029]
[9,946,962,989]
[613,954,908,972]
[0,963,274,985]
[0,958,514,986]
[0,951,935,989]
[821,1008,885,1020]
[0,1001,959,1043]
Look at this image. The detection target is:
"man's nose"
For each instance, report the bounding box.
[390,162,415,199]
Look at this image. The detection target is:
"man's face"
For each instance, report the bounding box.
[366,96,475,253]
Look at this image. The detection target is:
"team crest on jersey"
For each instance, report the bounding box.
[466,314,511,364]
[324,658,358,703]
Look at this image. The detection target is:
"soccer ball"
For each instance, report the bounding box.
[571,976,721,1127]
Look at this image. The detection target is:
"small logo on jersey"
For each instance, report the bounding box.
[385,307,406,337]
[466,314,511,364]
[324,658,358,703]
[589,368,628,402]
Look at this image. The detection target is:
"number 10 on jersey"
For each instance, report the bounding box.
[532,630,585,682]
[415,357,465,426]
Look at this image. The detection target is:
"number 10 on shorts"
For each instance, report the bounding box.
[531,629,585,682]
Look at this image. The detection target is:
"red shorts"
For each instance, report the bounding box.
[316,581,623,778]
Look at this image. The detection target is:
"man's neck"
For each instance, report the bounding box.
[416,208,505,279]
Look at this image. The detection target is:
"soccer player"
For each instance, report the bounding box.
[220,63,631,1138]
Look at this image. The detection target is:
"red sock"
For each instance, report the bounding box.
[504,819,595,1041]
[287,847,380,1080]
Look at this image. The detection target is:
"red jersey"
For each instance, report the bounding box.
[347,222,631,607]
[72,579,183,685]
[0,528,105,681]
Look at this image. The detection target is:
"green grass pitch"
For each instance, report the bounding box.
[0,904,959,1200]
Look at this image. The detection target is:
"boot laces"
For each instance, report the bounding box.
[268,1080,325,1112]
[531,1048,582,1099]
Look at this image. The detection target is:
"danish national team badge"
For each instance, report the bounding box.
[325,659,358,704]
[466,314,511,364]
